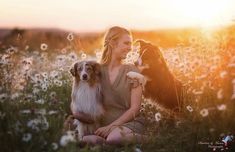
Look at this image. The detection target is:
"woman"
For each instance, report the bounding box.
[74,26,147,146]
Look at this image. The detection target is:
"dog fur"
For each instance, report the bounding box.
[64,60,104,140]
[134,40,183,111]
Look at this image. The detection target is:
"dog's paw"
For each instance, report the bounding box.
[63,115,78,131]
[126,71,147,87]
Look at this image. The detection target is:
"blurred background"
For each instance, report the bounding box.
[1,0,235,53]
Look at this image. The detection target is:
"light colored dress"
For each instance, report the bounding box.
[100,64,146,134]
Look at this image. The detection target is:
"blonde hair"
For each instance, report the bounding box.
[100,26,131,65]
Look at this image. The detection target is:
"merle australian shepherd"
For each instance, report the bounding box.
[64,60,104,140]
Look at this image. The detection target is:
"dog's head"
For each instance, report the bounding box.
[70,61,101,83]
[134,39,168,73]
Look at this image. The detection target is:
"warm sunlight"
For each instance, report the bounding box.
[0,0,234,31]
[166,0,231,27]
[1,0,235,151]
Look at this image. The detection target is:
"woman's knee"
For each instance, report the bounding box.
[82,135,105,145]
[106,126,133,145]
[106,135,121,145]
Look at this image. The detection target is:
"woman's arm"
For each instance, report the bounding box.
[109,85,142,126]
[72,112,95,124]
[95,85,142,138]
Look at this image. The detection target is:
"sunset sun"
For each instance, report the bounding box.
[171,0,231,27]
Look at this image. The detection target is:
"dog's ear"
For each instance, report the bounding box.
[90,61,101,76]
[70,62,78,77]
[134,39,150,50]
[94,63,101,76]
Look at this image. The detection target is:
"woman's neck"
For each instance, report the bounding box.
[108,58,122,69]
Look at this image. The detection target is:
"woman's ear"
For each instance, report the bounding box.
[111,37,120,49]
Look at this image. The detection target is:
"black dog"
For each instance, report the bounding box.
[135,40,183,112]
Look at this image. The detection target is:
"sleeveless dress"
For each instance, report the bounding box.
[100,64,146,134]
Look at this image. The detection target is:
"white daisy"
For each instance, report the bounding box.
[192,89,203,95]
[51,142,58,150]
[48,110,58,115]
[200,108,209,117]
[33,88,40,94]
[35,109,46,115]
[217,104,226,111]
[27,119,40,131]
[232,79,235,84]
[61,48,67,54]
[25,45,29,50]
[11,92,21,100]
[217,89,223,99]
[41,116,49,130]
[231,93,235,100]
[67,33,74,41]
[68,52,77,61]
[20,109,31,114]
[209,128,215,132]
[40,43,48,51]
[41,84,48,92]
[22,57,33,65]
[41,72,48,78]
[220,71,227,78]
[186,105,193,112]
[60,131,76,146]
[0,111,6,119]
[49,91,57,98]
[81,53,87,60]
[35,99,45,104]
[155,112,161,122]
[54,79,63,87]
[0,93,8,102]
[6,46,18,54]
[95,50,102,61]
[134,147,142,152]
[50,70,59,79]
[22,133,32,142]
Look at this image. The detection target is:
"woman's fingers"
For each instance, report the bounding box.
[94,125,115,138]
[95,127,106,138]
[94,128,102,136]
[103,131,109,138]
[101,127,111,138]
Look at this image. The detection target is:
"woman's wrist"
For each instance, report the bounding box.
[109,122,120,127]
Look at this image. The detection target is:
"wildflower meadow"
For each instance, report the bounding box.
[0,30,235,152]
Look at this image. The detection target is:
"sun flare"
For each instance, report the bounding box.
[165,0,232,27]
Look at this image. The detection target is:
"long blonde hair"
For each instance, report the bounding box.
[100,26,131,65]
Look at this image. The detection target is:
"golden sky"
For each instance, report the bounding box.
[0,0,234,32]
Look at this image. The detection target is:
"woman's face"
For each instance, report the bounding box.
[112,34,132,60]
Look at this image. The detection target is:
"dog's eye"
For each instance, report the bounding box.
[78,67,82,71]
[87,67,92,71]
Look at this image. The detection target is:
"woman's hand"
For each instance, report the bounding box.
[73,112,94,124]
[94,124,116,138]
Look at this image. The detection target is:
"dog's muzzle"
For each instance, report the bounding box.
[81,74,88,81]
[134,57,143,66]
